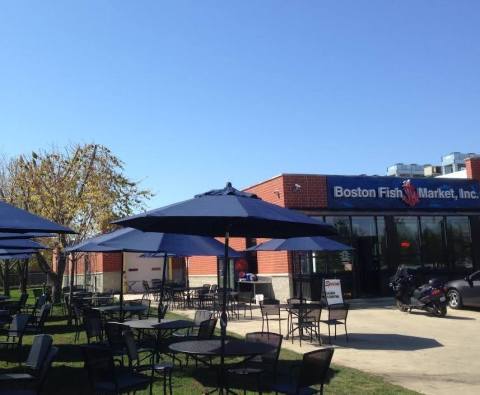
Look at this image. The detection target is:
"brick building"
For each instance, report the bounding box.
[64,157,480,301]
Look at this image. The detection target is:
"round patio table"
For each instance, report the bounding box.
[169,339,274,357]
[124,318,196,363]
[170,339,275,394]
[93,304,147,320]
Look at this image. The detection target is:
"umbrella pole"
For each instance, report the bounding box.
[159,252,168,308]
[185,257,190,288]
[119,254,124,322]
[68,253,75,326]
[220,231,229,393]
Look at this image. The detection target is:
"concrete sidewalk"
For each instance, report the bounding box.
[166,303,479,395]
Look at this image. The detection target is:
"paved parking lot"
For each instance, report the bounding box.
[173,303,480,394]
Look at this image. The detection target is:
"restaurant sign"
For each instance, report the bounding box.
[327,176,480,210]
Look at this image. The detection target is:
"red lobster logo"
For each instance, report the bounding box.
[402,179,420,207]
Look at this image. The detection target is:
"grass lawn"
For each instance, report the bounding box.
[0,289,418,394]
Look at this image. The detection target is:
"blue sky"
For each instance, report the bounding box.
[1,1,479,209]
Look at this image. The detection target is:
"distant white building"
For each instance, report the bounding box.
[387,151,479,178]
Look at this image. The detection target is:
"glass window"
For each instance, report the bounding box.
[446,217,473,271]
[324,216,351,243]
[376,217,388,270]
[420,216,447,270]
[351,217,376,237]
[394,216,421,269]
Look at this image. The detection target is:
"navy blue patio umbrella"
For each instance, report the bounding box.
[0,200,74,234]
[0,248,38,256]
[247,236,353,253]
[0,238,47,250]
[0,232,55,240]
[0,252,35,260]
[114,182,336,389]
[67,227,240,319]
[248,236,353,300]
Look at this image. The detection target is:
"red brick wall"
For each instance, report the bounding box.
[466,157,480,181]
[244,175,285,206]
[101,252,123,272]
[283,174,328,209]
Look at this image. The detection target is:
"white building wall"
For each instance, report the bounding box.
[123,252,167,293]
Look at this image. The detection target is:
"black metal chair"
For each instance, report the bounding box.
[83,308,104,344]
[174,310,212,338]
[235,292,254,319]
[82,344,151,395]
[0,334,53,383]
[271,348,335,395]
[157,304,168,320]
[227,332,283,394]
[0,346,58,395]
[260,303,285,334]
[104,322,129,359]
[123,329,173,395]
[290,306,322,346]
[0,313,30,364]
[320,304,349,343]
[185,318,218,367]
[25,303,51,334]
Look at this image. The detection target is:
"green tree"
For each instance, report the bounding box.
[0,143,152,301]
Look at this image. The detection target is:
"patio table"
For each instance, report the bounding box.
[283,303,323,343]
[93,304,147,319]
[124,318,195,362]
[169,339,275,394]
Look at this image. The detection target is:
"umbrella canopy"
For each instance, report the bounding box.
[0,232,56,240]
[0,238,47,250]
[0,200,74,234]
[0,252,34,260]
[0,248,38,255]
[114,182,336,238]
[247,236,353,252]
[97,228,241,257]
[113,182,337,390]
[66,227,241,319]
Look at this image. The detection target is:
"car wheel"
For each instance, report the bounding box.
[447,289,463,309]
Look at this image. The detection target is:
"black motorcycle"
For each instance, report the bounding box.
[389,266,448,317]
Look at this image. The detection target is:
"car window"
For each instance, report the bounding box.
[470,272,480,282]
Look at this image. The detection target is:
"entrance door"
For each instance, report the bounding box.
[356,236,381,297]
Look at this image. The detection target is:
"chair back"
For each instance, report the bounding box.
[158,304,168,319]
[83,309,104,343]
[305,307,322,322]
[193,310,212,325]
[37,303,52,331]
[260,303,280,316]
[198,318,217,339]
[36,346,58,394]
[329,305,348,321]
[32,289,44,299]
[19,293,29,309]
[245,332,283,366]
[9,313,30,337]
[25,334,53,371]
[35,294,47,310]
[104,322,128,350]
[297,348,334,390]
[143,280,150,291]
[123,329,139,365]
[140,298,151,318]
[209,284,218,293]
[82,345,116,391]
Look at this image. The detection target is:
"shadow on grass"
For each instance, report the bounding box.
[340,333,443,350]
[43,324,79,335]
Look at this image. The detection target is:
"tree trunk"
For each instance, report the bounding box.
[3,260,10,296]
[36,252,66,304]
[17,260,29,294]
